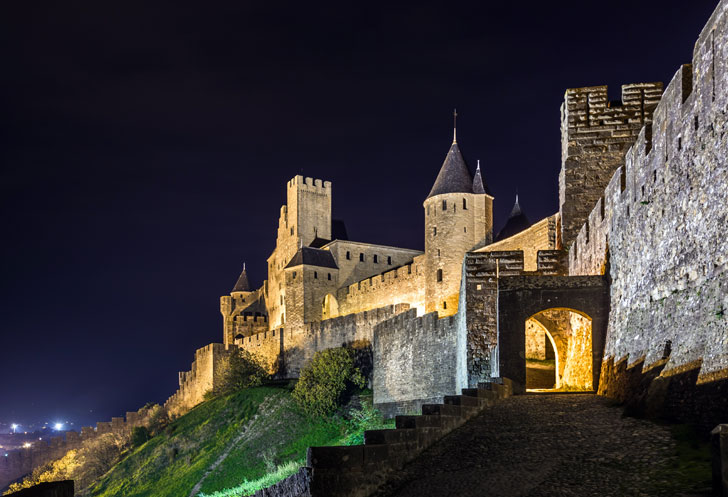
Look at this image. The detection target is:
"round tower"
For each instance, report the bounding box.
[423,115,493,316]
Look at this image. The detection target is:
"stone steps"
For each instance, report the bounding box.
[293,377,514,497]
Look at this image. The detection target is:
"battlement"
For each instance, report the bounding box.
[568,0,728,385]
[288,175,332,193]
[0,404,156,490]
[563,83,662,130]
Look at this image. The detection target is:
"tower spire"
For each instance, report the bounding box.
[453,108,458,144]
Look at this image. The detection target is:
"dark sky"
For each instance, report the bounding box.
[0,0,718,430]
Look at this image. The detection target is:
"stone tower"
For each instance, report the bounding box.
[559,83,662,248]
[267,176,332,328]
[424,121,493,316]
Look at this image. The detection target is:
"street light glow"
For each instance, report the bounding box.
[53,423,63,431]
[11,424,18,433]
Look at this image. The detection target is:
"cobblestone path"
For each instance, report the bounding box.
[374,394,689,497]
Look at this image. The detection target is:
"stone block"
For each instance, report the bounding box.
[307,446,363,470]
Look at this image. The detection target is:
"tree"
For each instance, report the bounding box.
[292,347,366,417]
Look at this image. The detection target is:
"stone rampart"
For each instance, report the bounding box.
[238,305,410,379]
[0,406,151,492]
[372,308,467,417]
[164,343,234,418]
[477,214,560,270]
[336,258,425,317]
[568,0,728,431]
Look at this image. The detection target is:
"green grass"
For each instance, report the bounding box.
[197,459,304,497]
[84,386,392,497]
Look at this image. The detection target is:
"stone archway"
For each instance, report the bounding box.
[496,275,609,394]
[525,309,595,391]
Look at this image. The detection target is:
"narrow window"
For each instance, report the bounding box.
[359,253,365,262]
[290,227,294,235]
[678,136,682,150]
[433,227,437,236]
[694,115,699,130]
[463,198,467,210]
[346,251,351,260]
[437,269,443,282]
[373,255,378,263]
[328,273,331,280]
[280,296,283,304]
[443,301,447,310]
[442,200,447,211]
[464,227,467,233]
[387,256,392,265]
[292,271,296,279]
[437,249,441,257]
[314,271,318,279]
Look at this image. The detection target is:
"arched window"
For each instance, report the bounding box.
[437,269,443,282]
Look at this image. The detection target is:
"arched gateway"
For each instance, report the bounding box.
[496,275,609,394]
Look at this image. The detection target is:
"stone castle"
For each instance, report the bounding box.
[165,0,727,422]
[4,0,726,489]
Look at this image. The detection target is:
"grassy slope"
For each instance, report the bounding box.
[86,386,385,497]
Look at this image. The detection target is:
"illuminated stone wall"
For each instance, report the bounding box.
[164,343,234,418]
[0,406,154,491]
[372,308,467,417]
[568,0,728,385]
[476,214,560,271]
[237,304,409,379]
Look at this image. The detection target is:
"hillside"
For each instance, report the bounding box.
[85,385,388,497]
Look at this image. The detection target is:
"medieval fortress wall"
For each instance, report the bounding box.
[568,1,728,382]
[0,406,156,491]
[164,343,235,417]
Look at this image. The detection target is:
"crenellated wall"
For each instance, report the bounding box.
[560,81,663,248]
[567,0,728,424]
[372,308,467,417]
[238,304,411,378]
[336,256,425,317]
[476,214,561,270]
[0,406,153,492]
[164,343,234,418]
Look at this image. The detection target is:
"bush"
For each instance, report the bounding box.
[131,426,150,447]
[208,348,268,399]
[292,348,366,417]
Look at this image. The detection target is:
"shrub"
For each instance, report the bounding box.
[131,426,150,447]
[292,348,366,417]
[208,348,268,399]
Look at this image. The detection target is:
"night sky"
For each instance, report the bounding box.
[1,0,718,431]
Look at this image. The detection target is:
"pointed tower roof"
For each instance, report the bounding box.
[495,193,532,241]
[427,110,473,199]
[231,263,251,293]
[472,160,491,195]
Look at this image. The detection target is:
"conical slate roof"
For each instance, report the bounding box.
[472,160,491,195]
[495,194,532,242]
[427,142,473,199]
[231,264,251,293]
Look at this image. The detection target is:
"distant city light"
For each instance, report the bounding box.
[23,443,31,449]
[53,423,63,431]
[11,424,18,433]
